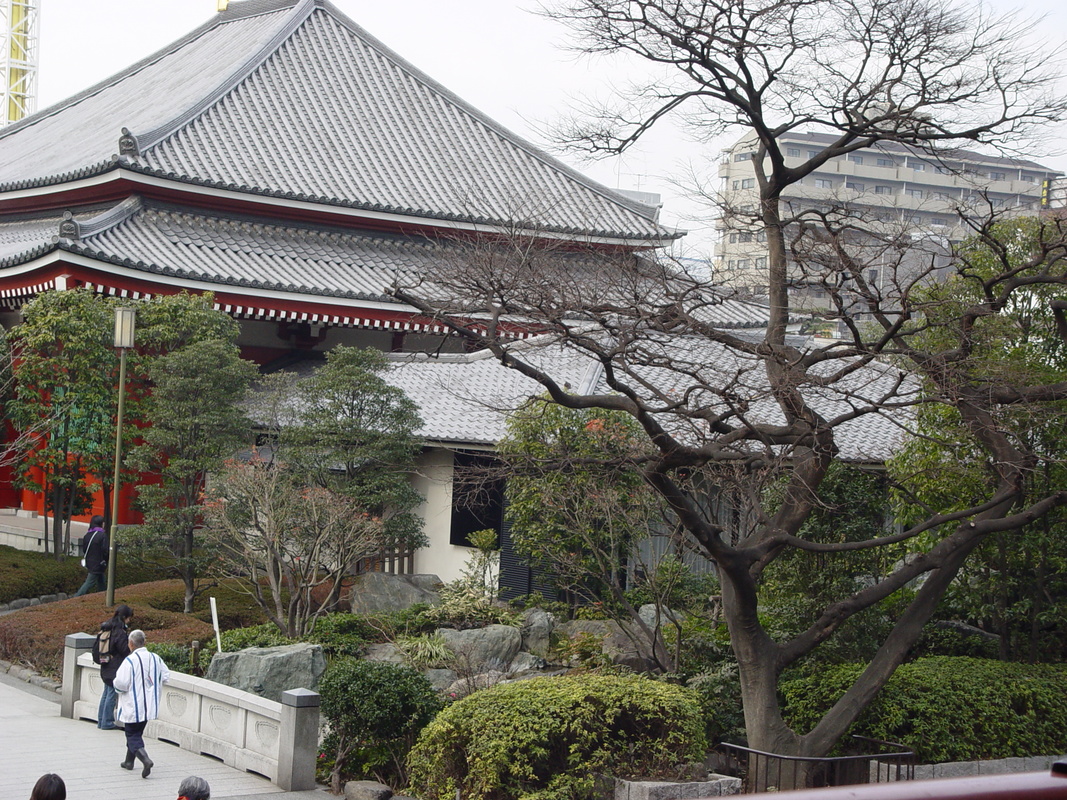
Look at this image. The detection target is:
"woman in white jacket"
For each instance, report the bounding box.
[113,629,170,778]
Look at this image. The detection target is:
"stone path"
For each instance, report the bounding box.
[0,671,327,800]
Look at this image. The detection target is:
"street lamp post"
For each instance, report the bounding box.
[105,307,135,607]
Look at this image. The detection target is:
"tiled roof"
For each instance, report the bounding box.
[0,0,674,242]
[384,338,914,461]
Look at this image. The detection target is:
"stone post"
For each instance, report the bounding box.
[277,687,320,791]
[61,632,96,719]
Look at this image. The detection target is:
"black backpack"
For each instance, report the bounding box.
[92,628,112,665]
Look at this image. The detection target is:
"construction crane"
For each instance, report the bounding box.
[0,0,37,126]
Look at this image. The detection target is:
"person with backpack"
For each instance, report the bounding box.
[74,515,108,596]
[93,604,133,730]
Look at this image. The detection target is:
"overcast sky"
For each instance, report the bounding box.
[31,0,1067,255]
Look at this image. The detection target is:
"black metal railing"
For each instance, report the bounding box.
[716,737,915,793]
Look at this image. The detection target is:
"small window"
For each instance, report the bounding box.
[729,233,738,243]
[734,152,753,162]
[755,257,768,268]
[874,185,893,195]
[732,180,740,190]
[989,171,1006,181]
[868,269,879,284]
[877,158,895,167]
[934,166,953,175]
[787,147,801,157]
[740,178,755,189]
[933,192,952,201]
[756,231,767,242]
[905,188,924,199]
[911,162,926,172]
[932,218,947,227]
[814,178,833,189]
[847,154,864,165]
[1022,174,1037,183]
[738,259,750,269]
[846,182,865,192]
[808,150,820,159]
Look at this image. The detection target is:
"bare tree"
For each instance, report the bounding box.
[392,0,1067,774]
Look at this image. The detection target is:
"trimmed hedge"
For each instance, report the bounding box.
[406,673,707,800]
[0,544,157,604]
[782,657,1067,763]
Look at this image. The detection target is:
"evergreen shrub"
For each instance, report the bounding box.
[406,673,707,800]
[782,656,1067,763]
[320,658,441,791]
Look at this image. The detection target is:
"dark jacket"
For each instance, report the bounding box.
[98,617,130,685]
[81,527,108,574]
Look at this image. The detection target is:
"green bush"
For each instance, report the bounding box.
[782,657,1067,763]
[0,545,157,603]
[406,673,708,800]
[320,658,442,792]
[307,612,376,657]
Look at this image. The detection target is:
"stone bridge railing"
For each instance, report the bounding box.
[61,633,320,790]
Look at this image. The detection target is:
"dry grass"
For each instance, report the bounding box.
[0,579,268,679]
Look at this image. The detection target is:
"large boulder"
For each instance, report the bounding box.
[206,643,326,702]
[556,619,656,671]
[348,573,442,614]
[638,604,680,630]
[437,624,522,672]
[521,608,555,656]
[361,643,405,664]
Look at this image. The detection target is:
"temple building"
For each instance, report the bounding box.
[0,0,779,581]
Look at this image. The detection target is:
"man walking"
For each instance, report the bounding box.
[74,515,108,596]
[113,629,170,778]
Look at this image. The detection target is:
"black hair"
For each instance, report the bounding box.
[30,774,65,800]
[90,515,105,528]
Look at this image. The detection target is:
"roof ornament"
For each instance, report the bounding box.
[58,211,80,240]
[119,127,140,157]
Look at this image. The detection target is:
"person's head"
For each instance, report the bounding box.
[177,776,210,800]
[112,604,134,623]
[89,515,105,529]
[30,774,65,800]
[128,629,146,650]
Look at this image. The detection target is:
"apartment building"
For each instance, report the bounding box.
[715,131,1061,293]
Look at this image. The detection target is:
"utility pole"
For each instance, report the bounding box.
[0,0,38,126]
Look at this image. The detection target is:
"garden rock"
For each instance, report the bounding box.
[638,604,680,630]
[521,608,554,656]
[557,619,656,671]
[421,668,458,691]
[444,669,508,698]
[509,651,547,673]
[361,643,405,664]
[344,781,393,800]
[206,643,326,702]
[437,624,521,672]
[348,572,441,613]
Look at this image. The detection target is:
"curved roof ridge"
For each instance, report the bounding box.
[0,1,288,142]
[58,195,145,241]
[314,0,661,224]
[124,0,314,158]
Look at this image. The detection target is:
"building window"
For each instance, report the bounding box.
[738,232,753,242]
[874,185,893,195]
[787,147,800,157]
[906,188,924,198]
[932,218,947,226]
[756,231,767,242]
[755,257,767,268]
[847,154,864,165]
[732,180,740,190]
[808,150,820,159]
[450,452,504,547]
[846,182,865,192]
[910,161,926,171]
[989,171,1006,181]
[933,192,952,201]
[741,178,755,189]
[868,269,879,284]
[729,233,738,243]
[876,158,895,167]
[734,152,753,162]
[814,179,833,189]
[1022,174,1037,183]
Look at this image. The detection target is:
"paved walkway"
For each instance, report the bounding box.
[0,672,328,800]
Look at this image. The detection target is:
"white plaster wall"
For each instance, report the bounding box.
[411,448,472,583]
